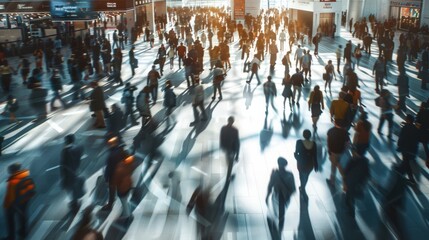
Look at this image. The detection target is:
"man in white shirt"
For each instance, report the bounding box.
[279,30,286,52]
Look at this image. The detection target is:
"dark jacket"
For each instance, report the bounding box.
[104,146,128,183]
[220,125,240,154]
[60,145,84,190]
[90,86,105,111]
[294,140,317,172]
[50,75,63,91]
[327,126,349,154]
[344,155,370,198]
[397,123,419,155]
[106,109,124,134]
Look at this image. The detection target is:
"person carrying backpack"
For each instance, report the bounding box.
[294,130,318,198]
[3,163,36,239]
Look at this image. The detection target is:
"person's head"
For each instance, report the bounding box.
[277,157,288,168]
[295,68,300,73]
[125,82,131,88]
[303,49,306,54]
[307,50,311,54]
[8,163,21,174]
[143,86,151,94]
[338,45,342,49]
[298,45,301,48]
[303,129,311,140]
[313,85,320,92]
[341,86,349,93]
[339,91,346,100]
[328,60,332,64]
[64,134,75,145]
[111,103,119,111]
[267,76,272,81]
[152,65,156,69]
[165,80,172,88]
[227,116,234,125]
[53,68,59,75]
[131,46,135,50]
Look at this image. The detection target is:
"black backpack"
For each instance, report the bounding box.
[15,176,36,205]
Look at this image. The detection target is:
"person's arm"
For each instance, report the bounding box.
[308,92,313,110]
[321,93,325,110]
[265,171,274,204]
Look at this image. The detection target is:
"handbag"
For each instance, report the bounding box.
[322,73,329,81]
[153,58,160,65]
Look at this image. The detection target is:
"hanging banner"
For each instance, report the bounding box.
[234,0,245,20]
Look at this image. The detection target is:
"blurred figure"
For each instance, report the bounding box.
[291,68,304,104]
[106,103,124,139]
[372,56,387,93]
[101,137,128,211]
[342,148,370,217]
[4,163,36,240]
[416,99,429,166]
[186,181,212,239]
[147,65,161,103]
[246,55,261,85]
[163,80,177,128]
[60,134,84,211]
[397,114,419,185]
[29,82,48,121]
[265,157,296,238]
[327,119,350,187]
[263,76,277,114]
[122,83,138,126]
[112,155,137,221]
[50,69,67,110]
[353,112,372,156]
[376,89,395,139]
[90,81,106,128]
[294,130,318,198]
[396,69,409,112]
[2,95,19,123]
[129,46,137,76]
[190,78,207,126]
[308,85,324,130]
[72,206,104,240]
[136,86,152,126]
[220,116,240,181]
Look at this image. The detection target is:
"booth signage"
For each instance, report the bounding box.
[0,1,50,12]
[390,1,421,8]
[234,0,245,20]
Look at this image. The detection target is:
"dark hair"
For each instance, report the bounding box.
[277,157,288,167]
[64,134,75,145]
[8,163,21,174]
[303,129,311,139]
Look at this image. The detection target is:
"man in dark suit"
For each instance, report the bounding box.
[60,134,84,211]
[220,116,240,180]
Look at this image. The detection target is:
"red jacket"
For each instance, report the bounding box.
[4,170,30,209]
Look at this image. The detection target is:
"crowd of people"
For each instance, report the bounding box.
[1,6,429,240]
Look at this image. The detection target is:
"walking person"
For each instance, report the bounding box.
[4,163,35,240]
[168,45,175,70]
[247,55,261,85]
[263,76,277,114]
[2,95,19,123]
[376,89,395,139]
[29,82,48,121]
[324,60,336,92]
[220,116,240,181]
[0,60,16,93]
[397,69,409,112]
[373,56,387,93]
[291,68,304,105]
[122,83,138,126]
[190,78,207,126]
[336,45,342,74]
[294,130,318,199]
[353,44,362,68]
[89,81,106,129]
[212,63,226,100]
[129,46,137,76]
[281,51,292,76]
[163,80,177,128]
[50,69,67,110]
[101,137,128,211]
[342,148,370,217]
[416,100,429,166]
[112,155,137,221]
[265,157,296,238]
[60,134,84,212]
[279,30,286,52]
[308,85,324,131]
[17,56,30,84]
[147,65,161,103]
[312,34,320,55]
[157,44,167,75]
[397,114,420,185]
[281,74,293,111]
[136,86,152,126]
[353,112,372,156]
[177,42,186,69]
[294,45,304,69]
[327,120,350,187]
